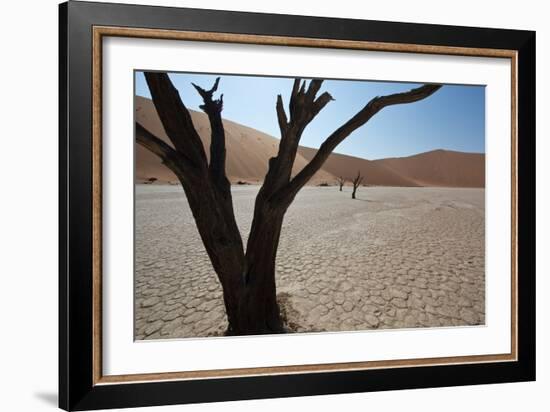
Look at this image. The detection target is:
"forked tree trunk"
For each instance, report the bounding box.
[237,212,286,333]
[212,225,284,335]
[137,72,441,335]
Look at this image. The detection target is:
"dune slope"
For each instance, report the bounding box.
[135,96,334,184]
[135,96,484,188]
[373,150,485,187]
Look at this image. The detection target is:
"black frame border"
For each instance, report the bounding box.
[59,1,535,410]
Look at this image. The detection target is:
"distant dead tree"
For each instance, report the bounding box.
[337,176,346,191]
[351,171,364,199]
[137,72,441,335]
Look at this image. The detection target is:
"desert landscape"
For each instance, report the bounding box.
[135,96,485,188]
[134,95,485,340]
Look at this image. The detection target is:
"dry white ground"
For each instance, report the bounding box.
[135,185,485,340]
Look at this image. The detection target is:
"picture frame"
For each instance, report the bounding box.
[59,1,536,410]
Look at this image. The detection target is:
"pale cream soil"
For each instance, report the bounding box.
[134,185,485,340]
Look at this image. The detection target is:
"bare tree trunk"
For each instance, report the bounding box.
[137,72,441,335]
[351,171,363,199]
[337,176,345,191]
[239,209,286,333]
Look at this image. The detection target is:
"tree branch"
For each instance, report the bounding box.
[192,77,229,190]
[138,75,246,311]
[262,79,334,193]
[144,72,207,172]
[276,84,442,202]
[135,122,189,177]
[352,171,364,187]
[276,94,288,135]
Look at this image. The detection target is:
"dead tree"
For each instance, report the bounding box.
[137,72,441,335]
[337,176,346,191]
[351,171,364,199]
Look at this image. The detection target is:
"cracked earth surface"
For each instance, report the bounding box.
[135,185,485,339]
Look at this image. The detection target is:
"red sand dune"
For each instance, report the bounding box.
[135,96,333,184]
[135,96,484,188]
[372,150,485,187]
[297,146,420,187]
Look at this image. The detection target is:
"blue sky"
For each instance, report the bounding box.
[135,71,485,160]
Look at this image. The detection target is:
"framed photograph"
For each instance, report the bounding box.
[59,1,536,410]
